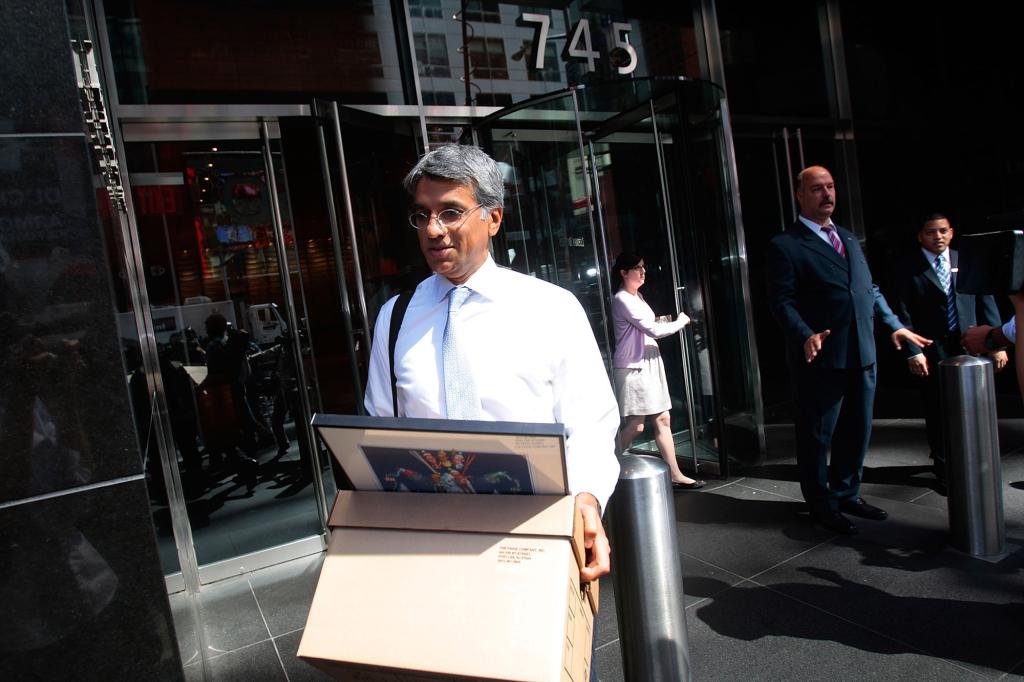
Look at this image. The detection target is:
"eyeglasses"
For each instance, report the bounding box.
[408,204,482,231]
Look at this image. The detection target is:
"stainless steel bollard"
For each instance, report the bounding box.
[940,356,1006,557]
[608,455,691,682]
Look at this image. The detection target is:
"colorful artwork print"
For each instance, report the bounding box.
[361,445,534,494]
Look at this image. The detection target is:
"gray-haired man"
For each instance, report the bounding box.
[364,144,620,583]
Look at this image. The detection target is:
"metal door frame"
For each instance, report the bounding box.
[109,114,350,587]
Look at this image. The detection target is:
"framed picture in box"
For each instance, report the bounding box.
[312,414,568,496]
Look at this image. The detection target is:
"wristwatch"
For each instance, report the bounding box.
[984,327,1007,352]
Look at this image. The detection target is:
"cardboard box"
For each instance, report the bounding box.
[298,416,598,682]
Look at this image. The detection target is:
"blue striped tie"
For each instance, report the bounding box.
[934,255,958,332]
[442,286,481,419]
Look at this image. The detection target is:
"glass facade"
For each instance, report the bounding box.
[43,0,1024,607]
[12,0,1024,677]
[102,0,407,104]
[80,0,766,590]
[475,79,760,469]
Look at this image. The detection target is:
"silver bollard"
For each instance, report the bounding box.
[940,355,1006,558]
[608,455,691,682]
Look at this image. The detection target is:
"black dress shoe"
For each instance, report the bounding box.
[811,511,858,535]
[839,497,888,521]
[672,479,706,491]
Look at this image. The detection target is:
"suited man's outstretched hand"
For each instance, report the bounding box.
[891,328,932,351]
[803,330,831,363]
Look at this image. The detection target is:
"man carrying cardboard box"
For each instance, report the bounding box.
[363,143,621,584]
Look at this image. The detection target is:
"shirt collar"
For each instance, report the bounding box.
[428,255,503,303]
[797,214,835,236]
[922,248,948,267]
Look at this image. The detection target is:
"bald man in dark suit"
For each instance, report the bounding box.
[766,166,932,535]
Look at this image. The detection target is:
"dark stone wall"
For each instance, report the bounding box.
[0,0,183,678]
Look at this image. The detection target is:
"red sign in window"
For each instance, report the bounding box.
[134,186,182,215]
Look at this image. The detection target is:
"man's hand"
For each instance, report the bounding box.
[962,325,994,354]
[908,354,929,377]
[677,312,691,326]
[990,349,1009,373]
[576,492,610,583]
[803,330,831,363]
[891,327,932,351]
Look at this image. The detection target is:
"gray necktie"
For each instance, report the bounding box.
[442,286,481,419]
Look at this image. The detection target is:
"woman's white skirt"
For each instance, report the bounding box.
[613,346,672,417]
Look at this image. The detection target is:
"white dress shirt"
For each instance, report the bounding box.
[798,214,839,245]
[921,247,951,279]
[364,256,621,512]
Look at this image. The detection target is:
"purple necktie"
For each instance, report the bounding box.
[821,225,846,258]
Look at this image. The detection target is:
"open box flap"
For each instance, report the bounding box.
[328,491,599,614]
[329,490,576,537]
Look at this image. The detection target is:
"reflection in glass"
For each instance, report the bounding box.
[103,0,405,104]
[123,140,325,570]
[482,92,612,362]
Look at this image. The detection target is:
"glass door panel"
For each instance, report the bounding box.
[731,124,839,417]
[649,93,726,467]
[279,105,423,489]
[124,133,327,570]
[652,84,763,466]
[475,92,610,361]
[584,117,706,471]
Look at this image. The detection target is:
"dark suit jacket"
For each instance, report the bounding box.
[766,220,902,369]
[893,248,1001,358]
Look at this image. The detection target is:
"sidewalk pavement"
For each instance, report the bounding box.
[175,418,1024,681]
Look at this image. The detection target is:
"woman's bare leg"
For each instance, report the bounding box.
[653,411,697,484]
[618,415,646,455]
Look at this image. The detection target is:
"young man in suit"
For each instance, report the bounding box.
[766,166,932,535]
[894,214,1007,490]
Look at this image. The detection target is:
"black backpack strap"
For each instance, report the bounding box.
[388,291,414,417]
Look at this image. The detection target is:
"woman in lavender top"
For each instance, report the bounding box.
[611,252,705,489]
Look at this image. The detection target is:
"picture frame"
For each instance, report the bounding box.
[312,414,568,496]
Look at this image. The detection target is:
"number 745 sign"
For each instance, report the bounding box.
[518,13,637,75]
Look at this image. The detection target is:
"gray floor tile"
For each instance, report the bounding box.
[183,661,202,682]
[753,500,1024,677]
[671,483,836,579]
[248,553,325,636]
[730,475,804,501]
[604,549,743,652]
[274,630,333,681]
[197,577,271,656]
[998,419,1024,453]
[910,488,949,511]
[1000,452,1024,534]
[166,420,1024,681]
[207,640,287,681]
[686,580,975,681]
[593,638,624,682]
[169,591,202,667]
[595,574,618,647]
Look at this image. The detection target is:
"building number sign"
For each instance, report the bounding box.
[519,13,637,75]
